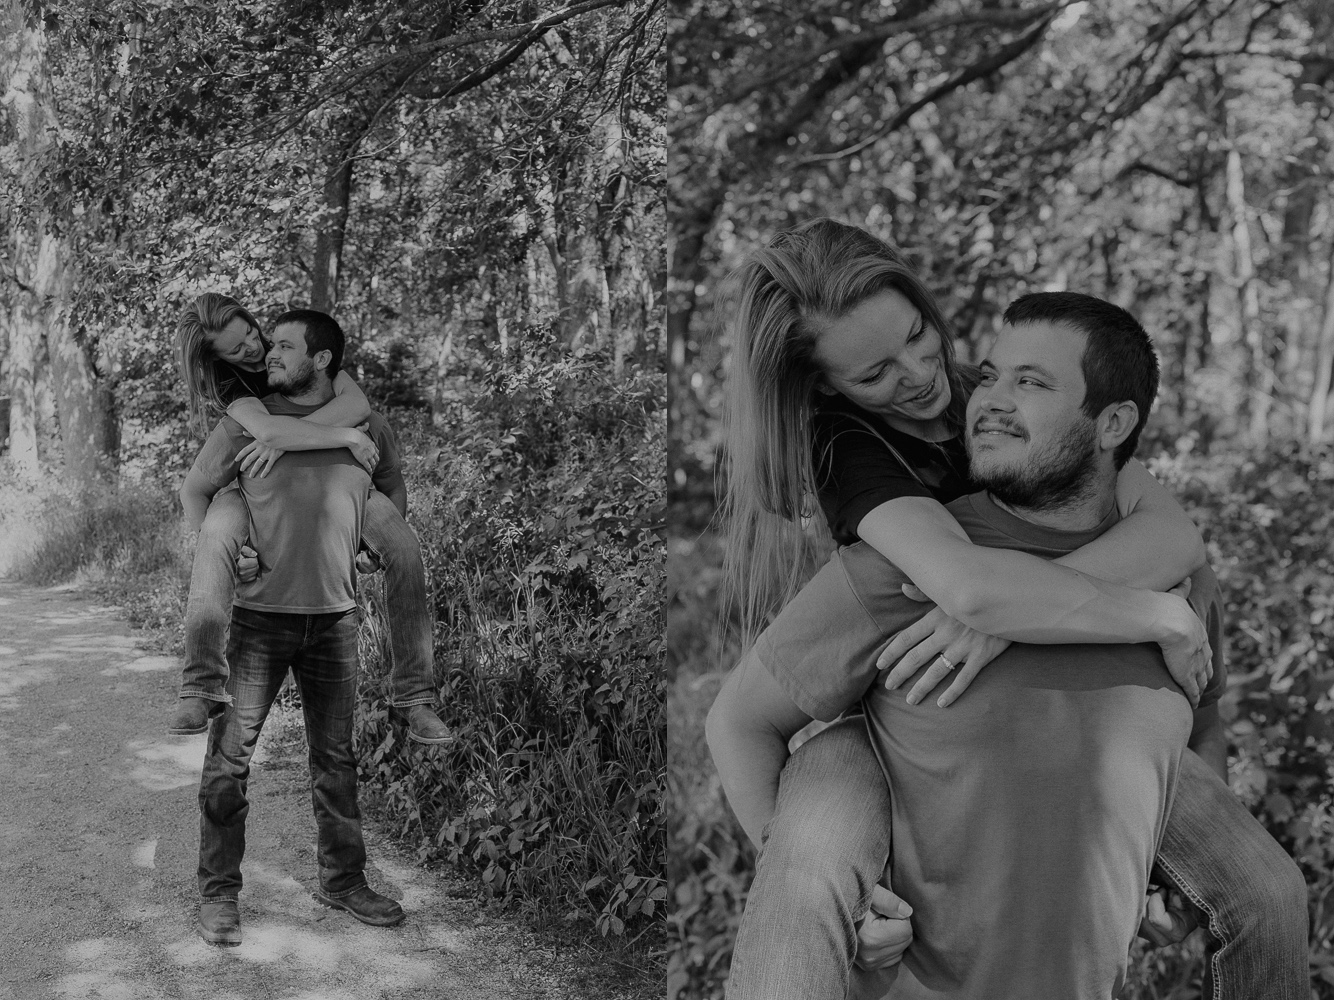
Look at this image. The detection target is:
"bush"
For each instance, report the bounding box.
[353,333,666,941]
[0,331,666,952]
[668,443,1334,999]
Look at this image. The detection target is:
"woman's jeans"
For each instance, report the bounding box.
[198,607,366,900]
[179,487,435,709]
[727,719,1310,1000]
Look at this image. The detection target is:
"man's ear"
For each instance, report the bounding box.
[312,349,333,373]
[1098,400,1139,454]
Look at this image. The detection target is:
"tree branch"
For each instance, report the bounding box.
[800,12,1057,163]
[672,1,1069,135]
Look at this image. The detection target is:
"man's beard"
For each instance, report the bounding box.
[269,358,317,395]
[968,418,1100,513]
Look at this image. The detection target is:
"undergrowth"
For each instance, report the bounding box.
[0,335,665,974]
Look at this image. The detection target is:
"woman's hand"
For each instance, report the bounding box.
[877,584,1011,707]
[854,882,914,971]
[1155,577,1212,708]
[237,441,286,478]
[347,424,379,474]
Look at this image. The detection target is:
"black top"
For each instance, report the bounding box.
[813,393,973,545]
[215,361,269,406]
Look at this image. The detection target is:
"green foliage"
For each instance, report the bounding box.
[667,445,1334,999]
[352,333,666,940]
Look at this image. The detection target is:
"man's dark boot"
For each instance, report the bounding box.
[314,885,405,926]
[198,899,241,946]
[401,705,453,745]
[169,697,218,736]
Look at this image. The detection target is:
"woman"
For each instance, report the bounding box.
[704,220,1307,998]
[168,292,450,746]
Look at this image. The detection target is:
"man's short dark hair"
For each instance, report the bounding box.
[271,308,345,378]
[1002,292,1159,468]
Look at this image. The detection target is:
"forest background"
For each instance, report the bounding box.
[0,0,666,981]
[667,1,1334,997]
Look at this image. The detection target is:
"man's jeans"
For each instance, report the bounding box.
[198,607,366,900]
[180,486,436,708]
[727,718,1309,1000]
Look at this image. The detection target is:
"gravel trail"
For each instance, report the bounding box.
[0,581,595,1000]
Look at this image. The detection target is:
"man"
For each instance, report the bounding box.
[179,309,406,946]
[708,293,1306,997]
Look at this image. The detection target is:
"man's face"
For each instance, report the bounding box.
[266,322,318,394]
[966,320,1100,511]
[812,288,952,423]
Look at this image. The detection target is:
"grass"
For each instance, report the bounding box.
[0,401,664,1000]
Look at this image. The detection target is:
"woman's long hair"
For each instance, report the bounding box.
[719,218,973,646]
[176,293,263,435]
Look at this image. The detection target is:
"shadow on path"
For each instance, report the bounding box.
[0,581,557,1000]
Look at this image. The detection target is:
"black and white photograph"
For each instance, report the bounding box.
[0,1,664,997]
[667,2,1332,998]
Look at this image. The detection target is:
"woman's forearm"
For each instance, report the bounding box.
[1054,460,1206,589]
[300,370,372,427]
[228,405,359,452]
[858,496,1199,648]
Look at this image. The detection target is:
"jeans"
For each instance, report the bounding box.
[180,487,436,708]
[197,607,366,900]
[727,719,1309,1000]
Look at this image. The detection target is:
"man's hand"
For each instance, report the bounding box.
[355,549,381,574]
[238,441,286,478]
[877,584,1012,707]
[1138,886,1198,948]
[347,423,379,474]
[1156,578,1212,708]
[236,545,259,583]
[855,883,914,971]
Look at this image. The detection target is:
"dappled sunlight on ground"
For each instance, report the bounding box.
[0,581,616,1000]
[124,736,208,791]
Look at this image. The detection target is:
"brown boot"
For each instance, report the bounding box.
[198,899,241,946]
[169,697,217,735]
[401,706,454,745]
[314,885,405,926]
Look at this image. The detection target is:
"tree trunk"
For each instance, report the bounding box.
[311,155,354,313]
[1224,143,1268,445]
[7,299,41,477]
[2,19,117,484]
[1306,242,1334,442]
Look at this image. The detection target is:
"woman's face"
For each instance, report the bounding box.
[208,316,266,368]
[812,288,951,423]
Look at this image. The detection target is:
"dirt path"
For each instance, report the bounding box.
[0,581,619,1000]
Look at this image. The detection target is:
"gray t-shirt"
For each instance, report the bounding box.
[189,394,402,614]
[755,492,1225,999]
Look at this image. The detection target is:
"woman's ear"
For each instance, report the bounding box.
[814,378,838,396]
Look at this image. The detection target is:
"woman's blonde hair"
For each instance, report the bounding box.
[176,292,263,434]
[719,218,972,645]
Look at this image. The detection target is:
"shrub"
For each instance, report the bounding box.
[353,333,666,940]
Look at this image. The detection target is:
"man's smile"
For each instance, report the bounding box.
[971,418,1027,442]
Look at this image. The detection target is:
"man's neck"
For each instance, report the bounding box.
[989,469,1118,532]
[281,378,336,408]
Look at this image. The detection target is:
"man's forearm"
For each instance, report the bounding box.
[704,652,817,848]
[705,690,789,849]
[180,485,215,534]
